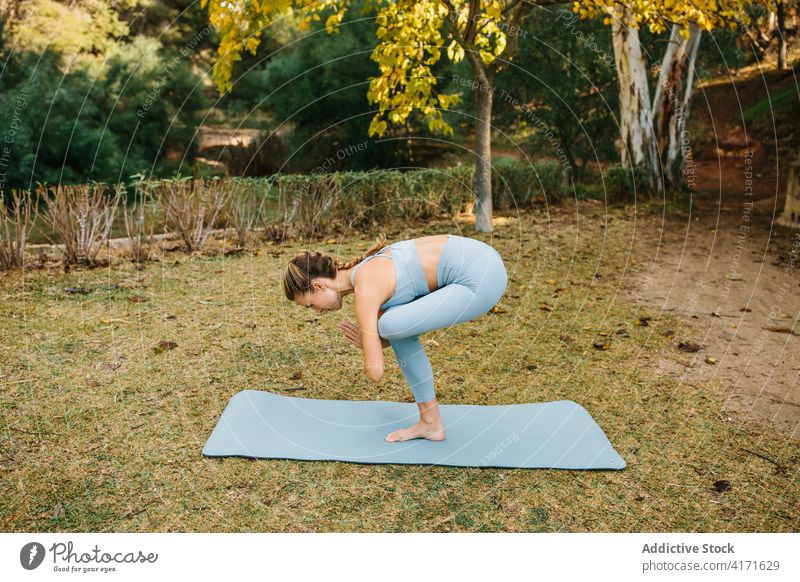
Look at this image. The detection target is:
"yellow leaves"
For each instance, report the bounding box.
[576,0,758,33]
[446,40,464,63]
[368,117,387,138]
[243,36,260,54]
[427,116,454,136]
[325,10,346,32]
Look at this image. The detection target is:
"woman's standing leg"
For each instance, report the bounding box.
[378,248,508,442]
[388,335,436,404]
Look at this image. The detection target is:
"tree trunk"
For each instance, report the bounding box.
[474,74,494,233]
[652,22,702,191]
[777,2,787,71]
[609,4,663,193]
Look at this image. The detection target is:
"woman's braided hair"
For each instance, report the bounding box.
[283,234,389,301]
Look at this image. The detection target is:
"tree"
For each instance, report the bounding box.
[201,0,546,232]
[576,0,767,193]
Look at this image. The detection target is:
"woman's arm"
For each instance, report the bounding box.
[355,293,385,383]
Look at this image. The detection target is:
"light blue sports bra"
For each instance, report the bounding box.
[349,240,432,310]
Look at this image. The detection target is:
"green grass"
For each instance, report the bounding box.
[742,87,797,123]
[1,204,797,532]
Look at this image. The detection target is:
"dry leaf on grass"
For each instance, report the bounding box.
[677,341,704,353]
[154,340,177,353]
[761,325,797,335]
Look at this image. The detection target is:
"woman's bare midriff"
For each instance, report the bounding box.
[414,234,449,293]
[362,234,449,298]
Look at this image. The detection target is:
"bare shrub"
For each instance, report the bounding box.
[259,177,292,242]
[266,174,339,241]
[122,181,159,263]
[40,182,123,266]
[0,189,40,270]
[226,177,267,248]
[156,177,232,252]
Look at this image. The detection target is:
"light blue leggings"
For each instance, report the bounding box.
[376,236,508,403]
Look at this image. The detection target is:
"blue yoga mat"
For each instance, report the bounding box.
[202,390,626,470]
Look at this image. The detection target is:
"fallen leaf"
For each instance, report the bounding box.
[154,341,178,354]
[677,341,703,353]
[326,238,337,244]
[489,305,507,314]
[425,339,440,347]
[761,325,796,335]
[539,303,553,311]
[559,334,574,343]
[662,329,675,337]
[712,480,731,493]
[593,339,611,350]
[705,357,718,365]
[634,317,651,326]
[545,279,557,285]
[289,371,302,381]
[128,295,149,303]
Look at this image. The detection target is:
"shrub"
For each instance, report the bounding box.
[122,180,159,263]
[156,177,232,252]
[0,189,40,270]
[40,182,124,265]
[603,163,654,203]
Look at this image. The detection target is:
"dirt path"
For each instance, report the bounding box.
[621,65,800,441]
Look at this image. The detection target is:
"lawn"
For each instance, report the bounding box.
[1,201,797,532]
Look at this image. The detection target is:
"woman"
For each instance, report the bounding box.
[282,233,508,443]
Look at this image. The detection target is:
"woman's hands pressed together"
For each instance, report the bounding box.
[337,321,390,350]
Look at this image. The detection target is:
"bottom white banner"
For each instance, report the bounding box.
[1,533,797,581]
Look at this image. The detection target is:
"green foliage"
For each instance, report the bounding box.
[488,7,619,179]
[0,37,209,190]
[225,1,452,171]
[603,163,655,202]
[257,160,569,236]
[99,36,210,178]
[743,87,796,122]
[491,158,567,208]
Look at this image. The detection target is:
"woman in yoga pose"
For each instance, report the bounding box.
[282,233,508,442]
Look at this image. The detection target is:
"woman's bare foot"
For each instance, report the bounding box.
[385,418,445,442]
[385,399,445,442]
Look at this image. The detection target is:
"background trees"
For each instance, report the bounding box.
[0,0,795,210]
